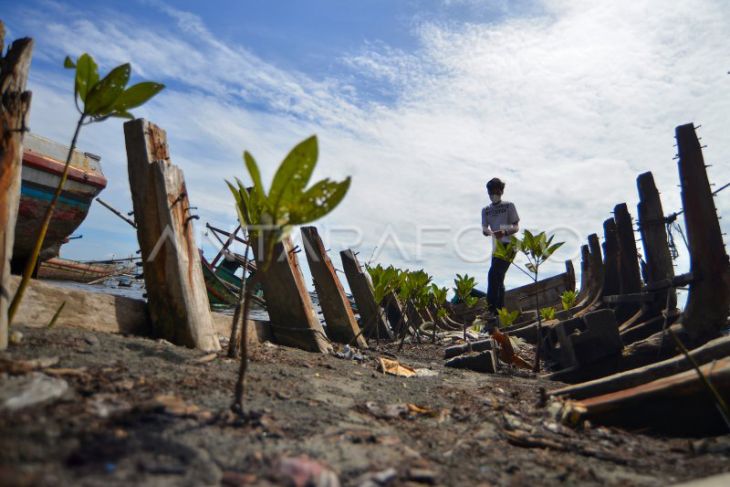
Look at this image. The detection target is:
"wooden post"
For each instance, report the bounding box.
[340,249,392,339]
[676,123,730,338]
[602,218,620,299]
[574,234,605,317]
[300,227,367,348]
[613,203,642,322]
[636,171,676,312]
[252,235,332,353]
[383,291,408,336]
[0,25,33,350]
[574,244,592,306]
[123,119,220,352]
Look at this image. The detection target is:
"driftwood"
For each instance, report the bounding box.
[382,291,408,336]
[301,227,367,348]
[550,335,730,400]
[340,249,392,339]
[123,119,220,352]
[252,236,332,353]
[0,25,33,350]
[571,356,730,435]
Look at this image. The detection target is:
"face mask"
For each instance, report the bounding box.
[490,194,501,204]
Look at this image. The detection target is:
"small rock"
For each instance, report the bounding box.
[0,372,69,411]
[84,334,100,347]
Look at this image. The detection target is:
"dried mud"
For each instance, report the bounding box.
[1,325,729,486]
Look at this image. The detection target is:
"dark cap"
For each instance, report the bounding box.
[486,178,505,192]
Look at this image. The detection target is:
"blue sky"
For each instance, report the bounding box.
[3,0,729,296]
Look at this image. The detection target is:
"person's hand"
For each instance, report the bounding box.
[493,230,505,239]
[483,228,492,237]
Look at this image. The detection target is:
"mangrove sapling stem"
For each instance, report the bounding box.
[532,269,541,372]
[232,272,260,415]
[47,301,66,328]
[8,114,86,323]
[228,239,251,358]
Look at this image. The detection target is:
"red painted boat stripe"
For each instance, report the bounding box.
[23,151,108,189]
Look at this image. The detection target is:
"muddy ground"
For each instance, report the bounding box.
[1,325,729,486]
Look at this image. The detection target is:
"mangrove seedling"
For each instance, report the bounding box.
[497,307,520,328]
[561,290,578,311]
[8,53,164,323]
[226,135,350,415]
[429,284,449,342]
[454,273,479,340]
[540,306,556,322]
[494,230,563,372]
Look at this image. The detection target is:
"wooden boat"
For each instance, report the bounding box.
[201,255,241,306]
[12,133,107,272]
[37,257,133,283]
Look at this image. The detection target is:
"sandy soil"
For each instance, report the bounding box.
[1,325,729,486]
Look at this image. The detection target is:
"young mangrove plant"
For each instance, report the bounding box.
[561,289,578,312]
[453,273,479,340]
[497,307,520,328]
[8,53,164,323]
[540,306,556,322]
[226,135,350,415]
[494,230,563,372]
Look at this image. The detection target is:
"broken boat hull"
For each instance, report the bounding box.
[12,134,107,272]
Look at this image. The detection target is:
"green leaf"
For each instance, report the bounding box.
[109,110,134,119]
[269,136,318,216]
[85,63,131,116]
[114,81,165,112]
[74,53,99,103]
[244,151,266,200]
[63,56,76,69]
[288,177,351,225]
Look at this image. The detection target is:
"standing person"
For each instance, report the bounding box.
[481,178,520,315]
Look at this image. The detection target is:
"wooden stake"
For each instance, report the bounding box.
[340,249,392,340]
[0,25,33,350]
[252,235,332,353]
[636,172,676,313]
[123,119,220,351]
[301,227,367,348]
[676,123,730,338]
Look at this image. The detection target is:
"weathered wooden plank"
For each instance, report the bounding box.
[612,203,642,322]
[0,26,33,350]
[637,171,677,312]
[504,260,575,312]
[340,249,392,339]
[574,245,592,306]
[551,335,730,401]
[676,123,730,338]
[252,236,332,353]
[573,356,730,435]
[123,119,220,352]
[301,227,367,348]
[602,218,620,299]
[383,291,408,336]
[574,234,604,317]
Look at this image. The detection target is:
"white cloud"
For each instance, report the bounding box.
[11,0,730,296]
